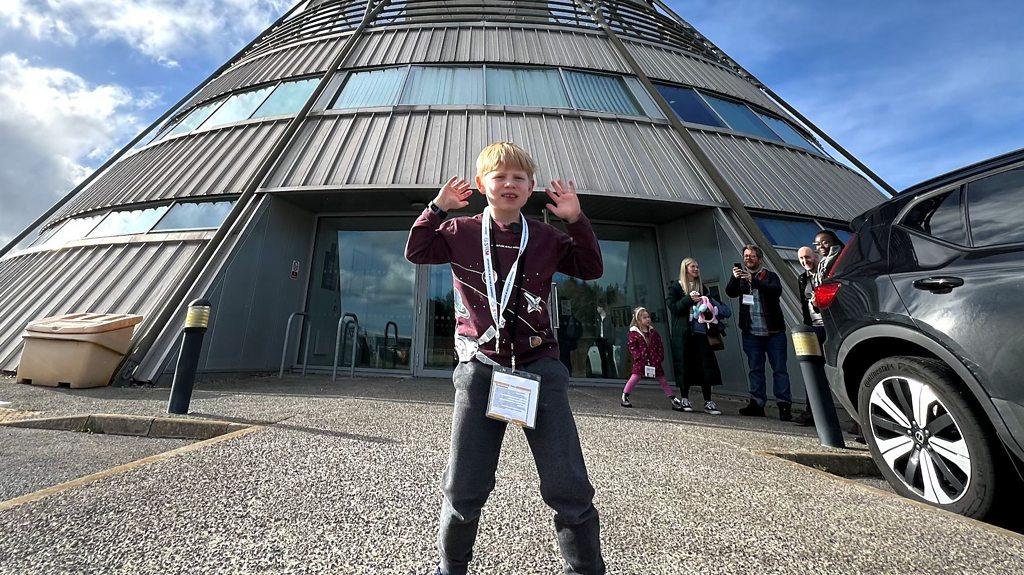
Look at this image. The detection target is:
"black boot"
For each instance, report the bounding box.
[793,409,814,427]
[778,402,793,422]
[738,399,765,417]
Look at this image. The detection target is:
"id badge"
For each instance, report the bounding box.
[742,294,755,306]
[644,365,656,378]
[486,365,541,429]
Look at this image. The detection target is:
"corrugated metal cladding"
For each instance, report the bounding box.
[53,120,290,221]
[0,240,205,371]
[691,130,886,221]
[346,26,629,73]
[185,36,350,110]
[267,110,722,205]
[624,40,785,116]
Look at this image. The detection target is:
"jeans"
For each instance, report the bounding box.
[741,331,792,406]
[438,357,605,575]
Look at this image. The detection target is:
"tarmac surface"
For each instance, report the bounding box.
[1,373,1022,575]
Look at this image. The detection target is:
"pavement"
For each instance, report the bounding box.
[1,373,1022,574]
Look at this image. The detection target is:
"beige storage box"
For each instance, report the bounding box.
[16,313,144,389]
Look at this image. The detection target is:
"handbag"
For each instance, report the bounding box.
[705,320,726,351]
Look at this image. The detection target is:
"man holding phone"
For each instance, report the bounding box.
[725,244,792,420]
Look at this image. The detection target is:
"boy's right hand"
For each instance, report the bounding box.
[434,176,473,212]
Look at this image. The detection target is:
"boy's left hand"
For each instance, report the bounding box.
[545,179,582,223]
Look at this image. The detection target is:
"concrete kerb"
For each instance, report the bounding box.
[758,449,882,478]
[0,413,249,440]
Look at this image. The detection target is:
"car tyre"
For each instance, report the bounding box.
[858,356,1002,519]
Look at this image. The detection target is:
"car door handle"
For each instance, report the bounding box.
[912,276,964,293]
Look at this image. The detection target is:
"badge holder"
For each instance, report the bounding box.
[486,365,540,429]
[644,365,656,378]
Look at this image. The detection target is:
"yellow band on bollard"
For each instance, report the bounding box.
[791,331,821,357]
[185,306,211,329]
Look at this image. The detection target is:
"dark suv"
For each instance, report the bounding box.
[816,148,1024,519]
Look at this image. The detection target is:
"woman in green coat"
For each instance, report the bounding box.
[666,257,728,414]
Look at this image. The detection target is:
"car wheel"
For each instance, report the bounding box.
[858,356,1001,518]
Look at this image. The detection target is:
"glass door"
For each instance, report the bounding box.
[304,217,416,372]
[553,224,666,381]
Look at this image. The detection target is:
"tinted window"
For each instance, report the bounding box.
[87,206,170,238]
[754,216,823,248]
[333,68,407,108]
[201,86,274,128]
[757,113,822,154]
[486,67,569,108]
[253,79,318,118]
[901,190,966,245]
[654,84,725,128]
[624,77,664,119]
[702,94,781,142]
[153,201,234,231]
[401,66,482,105]
[563,71,640,115]
[966,167,1024,246]
[41,215,105,247]
[166,101,223,137]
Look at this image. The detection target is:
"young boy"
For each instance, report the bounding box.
[405,142,606,575]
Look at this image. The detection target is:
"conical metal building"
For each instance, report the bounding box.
[0,0,888,394]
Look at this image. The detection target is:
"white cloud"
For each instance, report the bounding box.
[0,53,153,244]
[0,0,294,67]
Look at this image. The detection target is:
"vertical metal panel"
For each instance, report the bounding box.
[266,110,722,205]
[691,130,886,220]
[0,240,206,371]
[345,25,629,72]
[624,39,786,115]
[200,197,314,371]
[52,121,291,220]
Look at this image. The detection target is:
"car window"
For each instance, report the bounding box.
[901,189,966,245]
[966,166,1024,247]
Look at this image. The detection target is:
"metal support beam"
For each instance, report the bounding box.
[649,0,897,197]
[113,0,390,384]
[0,0,309,260]
[575,0,801,299]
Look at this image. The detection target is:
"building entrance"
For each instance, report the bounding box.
[304,217,416,373]
[419,221,666,382]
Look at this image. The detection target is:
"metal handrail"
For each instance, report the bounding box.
[384,321,398,369]
[278,312,308,378]
[333,313,359,383]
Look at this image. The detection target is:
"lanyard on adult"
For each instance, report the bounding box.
[481,206,529,359]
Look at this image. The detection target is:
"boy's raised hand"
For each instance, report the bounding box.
[545,179,582,224]
[434,176,473,212]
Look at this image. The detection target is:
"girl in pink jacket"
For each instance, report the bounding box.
[621,307,685,410]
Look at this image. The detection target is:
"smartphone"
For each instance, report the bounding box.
[733,262,742,269]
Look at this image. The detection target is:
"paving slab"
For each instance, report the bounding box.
[0,374,1021,574]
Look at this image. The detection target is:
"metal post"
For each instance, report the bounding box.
[167,299,211,415]
[791,326,845,448]
[278,312,306,378]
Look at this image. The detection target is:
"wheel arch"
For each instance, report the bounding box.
[838,324,1024,462]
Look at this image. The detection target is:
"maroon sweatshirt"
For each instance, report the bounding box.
[405,208,603,367]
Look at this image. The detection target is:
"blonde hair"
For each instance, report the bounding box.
[476,141,537,178]
[678,257,703,295]
[629,307,650,330]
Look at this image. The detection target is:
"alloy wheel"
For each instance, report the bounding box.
[868,376,971,505]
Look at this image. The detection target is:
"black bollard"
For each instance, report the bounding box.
[168,299,211,415]
[791,326,845,448]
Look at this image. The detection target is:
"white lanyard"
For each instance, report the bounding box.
[481,207,529,353]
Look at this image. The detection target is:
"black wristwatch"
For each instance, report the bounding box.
[428,201,448,219]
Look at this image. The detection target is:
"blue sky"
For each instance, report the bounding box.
[1,0,1022,242]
